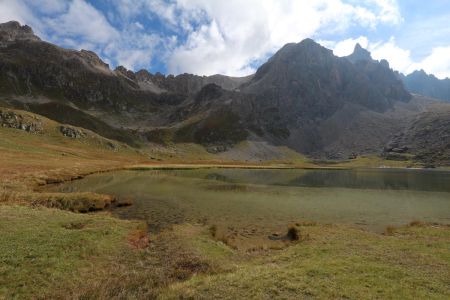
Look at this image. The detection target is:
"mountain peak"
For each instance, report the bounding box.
[0,20,40,46]
[413,69,428,76]
[346,43,373,63]
[354,43,363,51]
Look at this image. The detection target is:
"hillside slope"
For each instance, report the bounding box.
[1,21,449,165]
[0,107,144,185]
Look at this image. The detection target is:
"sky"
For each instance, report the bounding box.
[0,0,449,79]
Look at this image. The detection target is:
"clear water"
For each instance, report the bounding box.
[49,168,450,233]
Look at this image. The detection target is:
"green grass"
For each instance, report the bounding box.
[1,206,449,299]
[0,205,143,299]
[334,155,420,168]
[161,224,450,299]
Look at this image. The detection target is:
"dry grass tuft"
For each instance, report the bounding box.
[287,225,300,241]
[116,197,133,207]
[128,229,150,249]
[209,224,218,237]
[409,220,425,227]
[0,186,16,203]
[29,192,115,212]
[62,222,86,230]
[295,221,318,227]
[171,258,210,280]
[384,225,396,236]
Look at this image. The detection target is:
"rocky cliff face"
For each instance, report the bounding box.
[401,70,450,102]
[383,101,450,165]
[0,21,449,165]
[234,40,412,157]
[0,21,40,47]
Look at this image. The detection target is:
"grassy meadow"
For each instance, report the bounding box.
[0,107,449,299]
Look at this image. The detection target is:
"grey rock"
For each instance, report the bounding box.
[0,110,42,133]
[59,126,85,139]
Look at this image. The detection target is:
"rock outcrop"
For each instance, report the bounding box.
[345,43,373,64]
[0,21,40,47]
[383,103,450,165]
[0,109,42,132]
[59,126,85,139]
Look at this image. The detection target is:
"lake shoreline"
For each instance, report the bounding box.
[2,153,449,298]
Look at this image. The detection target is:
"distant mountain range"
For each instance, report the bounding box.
[0,21,449,165]
[400,70,450,102]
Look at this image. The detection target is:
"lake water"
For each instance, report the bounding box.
[49,168,450,235]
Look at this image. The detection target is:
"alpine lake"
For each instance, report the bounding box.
[48,167,450,249]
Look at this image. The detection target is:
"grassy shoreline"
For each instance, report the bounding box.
[1,110,449,299]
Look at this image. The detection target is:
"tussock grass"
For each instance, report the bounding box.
[0,186,13,203]
[384,225,396,235]
[28,192,116,212]
[209,224,218,237]
[287,224,300,241]
[409,220,425,227]
[128,228,150,249]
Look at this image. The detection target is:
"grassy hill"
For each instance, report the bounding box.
[0,107,144,188]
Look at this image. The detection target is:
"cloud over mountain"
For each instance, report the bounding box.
[0,0,448,78]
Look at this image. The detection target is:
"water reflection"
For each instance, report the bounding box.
[48,168,450,233]
[165,168,450,192]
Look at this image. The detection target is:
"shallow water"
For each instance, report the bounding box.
[49,168,450,233]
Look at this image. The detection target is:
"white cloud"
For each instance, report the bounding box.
[0,0,44,34]
[160,0,402,75]
[370,38,412,72]
[366,0,402,24]
[321,36,369,56]
[327,36,450,79]
[0,0,415,76]
[370,38,450,79]
[45,0,119,44]
[416,46,450,79]
[0,0,168,71]
[23,0,68,14]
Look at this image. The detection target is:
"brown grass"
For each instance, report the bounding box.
[295,220,318,227]
[384,225,396,235]
[28,192,116,212]
[0,186,14,203]
[409,220,425,227]
[128,229,150,249]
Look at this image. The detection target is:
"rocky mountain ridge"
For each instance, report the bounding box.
[0,21,449,165]
[0,21,41,46]
[400,70,450,102]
